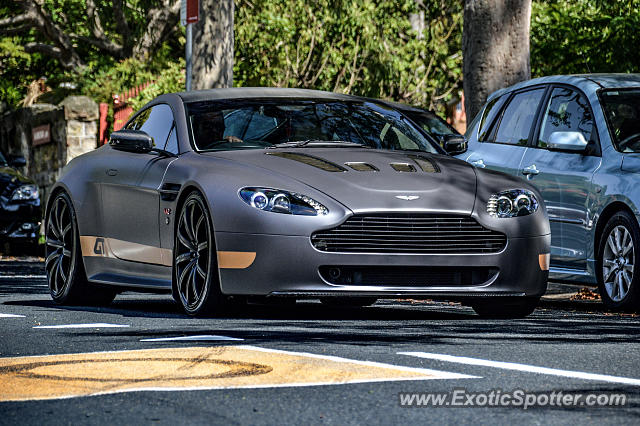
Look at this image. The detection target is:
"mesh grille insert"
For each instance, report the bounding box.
[311,213,507,254]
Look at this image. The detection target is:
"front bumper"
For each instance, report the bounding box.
[215,231,550,300]
[0,200,42,242]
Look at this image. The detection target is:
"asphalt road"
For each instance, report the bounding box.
[1,259,639,425]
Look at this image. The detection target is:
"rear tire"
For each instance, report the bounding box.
[320,297,377,307]
[597,211,640,311]
[471,297,538,318]
[45,192,116,306]
[174,191,224,316]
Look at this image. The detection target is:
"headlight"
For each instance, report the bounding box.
[11,184,39,201]
[239,187,328,216]
[487,189,538,218]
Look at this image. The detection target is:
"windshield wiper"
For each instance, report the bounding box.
[267,140,369,149]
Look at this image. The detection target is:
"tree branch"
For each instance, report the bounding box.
[0,13,33,28]
[78,0,125,57]
[21,0,85,70]
[112,0,132,50]
[133,0,180,59]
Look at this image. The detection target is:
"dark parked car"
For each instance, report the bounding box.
[382,101,467,155]
[0,151,41,250]
[45,88,550,317]
[459,74,640,310]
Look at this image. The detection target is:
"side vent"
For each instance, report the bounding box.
[159,183,181,201]
[345,162,379,172]
[266,152,347,172]
[408,155,440,173]
[390,163,416,172]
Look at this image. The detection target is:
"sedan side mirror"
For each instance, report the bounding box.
[442,134,467,155]
[547,131,588,152]
[8,155,26,168]
[110,129,154,153]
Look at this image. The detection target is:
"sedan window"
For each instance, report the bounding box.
[126,104,175,148]
[538,87,594,148]
[600,89,640,152]
[491,88,545,146]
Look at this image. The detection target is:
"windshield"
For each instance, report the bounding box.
[186,99,440,154]
[402,110,457,138]
[600,89,640,152]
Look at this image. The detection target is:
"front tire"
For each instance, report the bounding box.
[597,211,640,311]
[45,192,116,306]
[471,297,538,318]
[174,191,223,316]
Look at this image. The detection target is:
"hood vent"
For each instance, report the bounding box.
[390,163,416,172]
[408,155,440,173]
[345,162,378,172]
[265,152,347,172]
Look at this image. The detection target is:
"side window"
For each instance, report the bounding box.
[537,87,594,148]
[125,108,151,130]
[478,94,508,141]
[164,124,179,154]
[135,104,174,147]
[491,88,545,146]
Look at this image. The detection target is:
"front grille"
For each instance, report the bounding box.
[311,214,506,254]
[319,265,498,286]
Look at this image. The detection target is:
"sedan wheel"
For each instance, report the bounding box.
[45,192,115,305]
[174,192,223,316]
[598,211,640,311]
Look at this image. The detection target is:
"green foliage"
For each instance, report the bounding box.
[129,59,186,110]
[531,0,640,76]
[235,0,463,113]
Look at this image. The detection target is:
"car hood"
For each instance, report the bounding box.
[0,165,32,199]
[206,148,477,214]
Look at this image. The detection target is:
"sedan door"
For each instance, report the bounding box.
[518,86,602,270]
[100,104,177,267]
[465,87,547,176]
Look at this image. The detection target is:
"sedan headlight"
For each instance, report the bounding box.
[11,184,39,201]
[487,189,538,218]
[239,187,328,216]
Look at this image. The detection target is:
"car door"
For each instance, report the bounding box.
[465,87,547,176]
[100,104,177,266]
[518,86,602,269]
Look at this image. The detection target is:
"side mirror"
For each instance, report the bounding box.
[8,155,26,167]
[442,134,467,155]
[547,131,588,152]
[109,129,154,153]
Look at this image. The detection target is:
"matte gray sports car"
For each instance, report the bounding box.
[45,88,550,317]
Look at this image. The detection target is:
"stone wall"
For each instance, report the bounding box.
[0,96,99,203]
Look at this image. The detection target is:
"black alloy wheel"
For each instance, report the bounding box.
[174,191,223,315]
[45,192,115,305]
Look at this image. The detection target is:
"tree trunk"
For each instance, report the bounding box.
[463,0,531,121]
[192,0,234,90]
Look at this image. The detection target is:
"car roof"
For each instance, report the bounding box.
[488,73,640,101]
[175,87,364,103]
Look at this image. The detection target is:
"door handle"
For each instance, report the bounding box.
[106,168,119,176]
[522,164,539,177]
[471,159,486,168]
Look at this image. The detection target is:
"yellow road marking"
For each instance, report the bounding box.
[0,346,474,402]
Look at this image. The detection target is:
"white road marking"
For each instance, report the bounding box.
[0,275,47,279]
[399,352,640,386]
[140,335,244,342]
[241,346,478,380]
[33,323,130,329]
[0,313,25,318]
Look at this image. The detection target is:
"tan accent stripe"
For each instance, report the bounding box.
[79,236,172,267]
[539,253,550,271]
[217,251,256,269]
